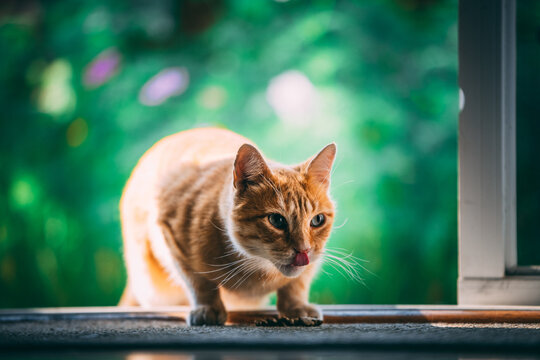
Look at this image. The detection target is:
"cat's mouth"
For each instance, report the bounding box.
[276,263,305,277]
[276,256,312,278]
[274,251,319,277]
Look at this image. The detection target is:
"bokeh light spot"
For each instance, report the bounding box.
[266,70,318,126]
[198,85,227,109]
[83,48,121,88]
[297,13,331,42]
[38,59,75,117]
[66,118,89,147]
[306,51,341,81]
[10,177,37,208]
[139,67,189,106]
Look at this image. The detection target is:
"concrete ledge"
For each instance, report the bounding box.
[1,306,539,351]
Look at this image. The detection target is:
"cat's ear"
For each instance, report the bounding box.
[306,143,336,188]
[233,144,271,192]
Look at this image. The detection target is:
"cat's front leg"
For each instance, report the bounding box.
[158,221,227,326]
[276,270,322,326]
[187,275,227,326]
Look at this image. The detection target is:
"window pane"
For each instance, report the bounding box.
[517,1,540,265]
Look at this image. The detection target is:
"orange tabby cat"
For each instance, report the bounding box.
[119,127,336,325]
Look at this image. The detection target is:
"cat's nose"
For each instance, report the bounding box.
[295,245,311,254]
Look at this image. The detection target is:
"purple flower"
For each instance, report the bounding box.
[138,67,190,106]
[83,48,121,88]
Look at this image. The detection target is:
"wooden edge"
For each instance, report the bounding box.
[228,310,540,325]
[2,308,539,325]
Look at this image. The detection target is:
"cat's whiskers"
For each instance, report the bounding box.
[209,219,226,233]
[216,257,259,288]
[326,246,353,254]
[197,258,246,274]
[211,257,253,278]
[332,218,349,230]
[212,266,241,282]
[213,263,248,287]
[325,248,376,276]
[326,247,369,261]
[320,267,334,277]
[323,256,365,285]
[221,263,257,289]
[321,247,374,285]
[321,258,348,279]
[326,255,363,280]
[230,261,262,289]
[326,250,377,279]
[333,179,355,189]
[215,246,240,259]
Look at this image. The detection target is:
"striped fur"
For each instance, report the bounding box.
[119,128,336,325]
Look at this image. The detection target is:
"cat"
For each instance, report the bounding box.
[118,127,336,326]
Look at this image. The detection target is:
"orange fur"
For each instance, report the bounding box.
[119,128,336,325]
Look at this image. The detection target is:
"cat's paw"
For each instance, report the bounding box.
[189,305,227,326]
[278,303,323,326]
[255,315,323,327]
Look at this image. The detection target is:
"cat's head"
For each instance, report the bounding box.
[229,143,336,278]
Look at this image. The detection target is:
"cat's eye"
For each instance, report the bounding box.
[310,214,325,227]
[268,213,287,230]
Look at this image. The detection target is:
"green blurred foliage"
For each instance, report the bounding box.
[0,0,458,307]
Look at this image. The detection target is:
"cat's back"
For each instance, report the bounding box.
[141,127,252,174]
[121,127,252,220]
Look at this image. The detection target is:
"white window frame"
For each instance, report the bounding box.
[458,0,540,305]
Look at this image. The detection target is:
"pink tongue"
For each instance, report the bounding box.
[292,252,310,266]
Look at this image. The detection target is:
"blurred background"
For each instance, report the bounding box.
[0,0,459,308]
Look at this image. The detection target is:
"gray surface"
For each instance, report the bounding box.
[1,317,540,350]
[2,349,540,360]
